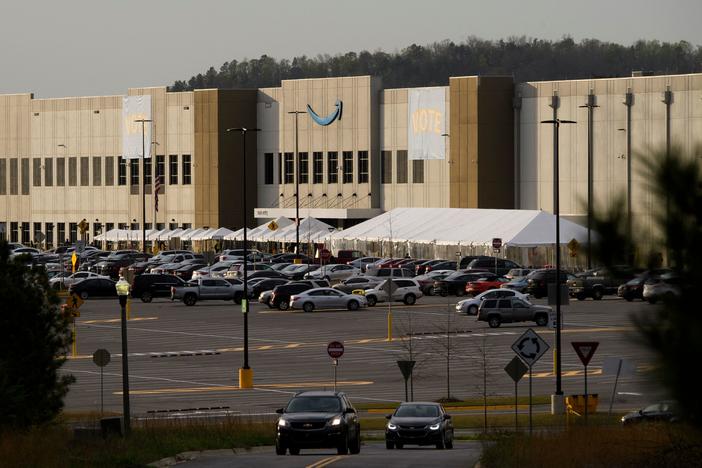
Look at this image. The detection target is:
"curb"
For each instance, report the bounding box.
[149,446,275,467]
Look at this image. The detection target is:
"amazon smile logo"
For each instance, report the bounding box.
[306,100,343,126]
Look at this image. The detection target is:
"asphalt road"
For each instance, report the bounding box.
[177,441,483,468]
[61,293,663,416]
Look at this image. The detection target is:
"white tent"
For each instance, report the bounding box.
[190,227,218,241]
[191,227,234,241]
[180,227,206,241]
[268,217,335,242]
[330,208,590,247]
[224,216,295,241]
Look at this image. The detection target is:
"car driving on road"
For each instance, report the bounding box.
[385,402,453,450]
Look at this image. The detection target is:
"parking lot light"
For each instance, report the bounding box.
[115,276,131,435]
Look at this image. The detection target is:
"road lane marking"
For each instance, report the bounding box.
[115,380,374,396]
[307,455,346,468]
[82,317,159,324]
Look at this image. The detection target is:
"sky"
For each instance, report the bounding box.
[2,0,701,98]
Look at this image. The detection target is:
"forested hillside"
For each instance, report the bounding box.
[170,36,702,91]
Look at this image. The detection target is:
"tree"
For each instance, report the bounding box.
[0,242,75,428]
[593,144,702,426]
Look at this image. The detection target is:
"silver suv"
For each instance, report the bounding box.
[477,297,551,328]
[364,278,423,306]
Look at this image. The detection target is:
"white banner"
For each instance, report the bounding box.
[122,95,152,159]
[408,87,446,160]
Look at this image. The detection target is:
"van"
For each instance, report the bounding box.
[336,250,363,264]
[132,273,186,302]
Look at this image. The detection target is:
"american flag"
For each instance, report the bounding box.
[154,175,161,212]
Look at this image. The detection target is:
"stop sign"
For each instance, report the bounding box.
[327,341,344,359]
[492,238,502,250]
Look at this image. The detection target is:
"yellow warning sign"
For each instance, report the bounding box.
[268,220,279,231]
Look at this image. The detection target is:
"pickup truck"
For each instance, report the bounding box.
[568,267,636,300]
[171,277,245,306]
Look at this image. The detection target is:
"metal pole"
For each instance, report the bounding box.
[584,364,589,423]
[333,359,338,392]
[529,366,533,435]
[579,93,598,270]
[404,378,409,402]
[134,119,152,254]
[624,91,633,263]
[100,366,104,416]
[663,88,672,264]
[515,380,519,432]
[609,359,623,415]
[294,113,300,258]
[242,131,249,370]
[120,300,131,435]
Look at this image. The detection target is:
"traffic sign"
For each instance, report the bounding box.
[572,341,599,366]
[92,349,111,367]
[66,293,84,310]
[320,249,331,261]
[71,252,78,267]
[382,279,398,299]
[241,299,248,314]
[34,231,46,242]
[327,341,344,359]
[268,220,279,231]
[504,356,529,383]
[492,237,502,250]
[397,360,416,380]
[76,240,86,254]
[512,328,549,367]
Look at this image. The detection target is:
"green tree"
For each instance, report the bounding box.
[593,145,702,426]
[0,242,75,428]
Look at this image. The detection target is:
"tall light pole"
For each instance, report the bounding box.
[288,110,305,261]
[541,117,576,409]
[115,277,131,435]
[579,92,598,270]
[134,118,152,254]
[226,127,261,389]
[623,90,634,263]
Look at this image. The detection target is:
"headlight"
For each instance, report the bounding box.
[429,423,441,430]
[278,419,288,427]
[387,422,397,430]
[331,417,342,426]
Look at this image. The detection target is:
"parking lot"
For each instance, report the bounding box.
[61,293,663,416]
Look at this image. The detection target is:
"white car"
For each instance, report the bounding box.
[364,278,424,306]
[49,271,110,289]
[289,287,367,312]
[348,256,382,272]
[456,288,530,315]
[305,264,360,282]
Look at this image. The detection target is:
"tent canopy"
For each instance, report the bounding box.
[330,208,591,247]
[267,217,335,242]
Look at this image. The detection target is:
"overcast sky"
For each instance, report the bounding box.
[2,0,700,98]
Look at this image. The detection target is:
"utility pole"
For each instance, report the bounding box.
[288,110,305,261]
[134,118,152,254]
[579,91,598,270]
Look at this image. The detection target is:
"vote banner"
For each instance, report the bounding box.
[122,95,152,159]
[408,87,446,160]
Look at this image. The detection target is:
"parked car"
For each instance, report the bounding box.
[270,281,329,310]
[332,276,385,294]
[250,278,289,298]
[425,260,457,273]
[385,402,453,450]
[95,250,150,279]
[290,287,367,312]
[525,269,574,299]
[49,271,109,290]
[171,277,244,306]
[432,271,488,297]
[618,269,671,301]
[457,289,530,315]
[364,279,424,306]
[223,262,273,279]
[334,250,364,265]
[501,277,530,293]
[269,262,294,272]
[305,264,360,282]
[568,267,636,300]
[414,270,456,296]
[132,273,186,302]
[348,256,382,272]
[68,277,118,300]
[415,259,446,276]
[621,401,680,425]
[275,391,361,456]
[271,253,313,264]
[477,296,552,328]
[642,272,682,304]
[466,257,522,276]
[207,261,237,278]
[173,262,208,281]
[364,267,415,279]
[505,268,533,279]
[465,274,510,296]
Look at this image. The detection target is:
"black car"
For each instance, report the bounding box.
[270,282,315,310]
[275,391,361,456]
[333,276,383,294]
[621,401,680,425]
[415,259,446,276]
[617,269,671,301]
[247,270,286,280]
[425,261,457,273]
[466,256,521,276]
[131,273,186,302]
[174,262,208,281]
[433,271,488,297]
[385,402,453,449]
[272,253,313,264]
[525,268,573,299]
[69,277,117,300]
[250,278,289,297]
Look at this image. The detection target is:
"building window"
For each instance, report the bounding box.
[182,155,192,185]
[358,151,369,184]
[299,152,309,184]
[277,153,282,184]
[57,223,65,245]
[33,159,41,187]
[80,157,89,186]
[342,151,353,184]
[264,153,274,185]
[10,222,18,243]
[327,152,338,184]
[0,160,6,195]
[396,150,408,184]
[21,222,30,244]
[168,155,178,184]
[68,157,77,186]
[105,156,114,186]
[69,222,77,243]
[56,158,65,186]
[10,159,18,194]
[144,159,152,187]
[45,223,54,248]
[105,222,114,234]
[33,222,42,243]
[313,152,323,184]
[21,159,29,194]
[156,155,165,190]
[284,152,294,184]
[412,159,424,183]
[92,157,102,186]
[118,157,127,185]
[130,222,139,231]
[130,159,139,186]
[381,151,392,184]
[44,158,53,187]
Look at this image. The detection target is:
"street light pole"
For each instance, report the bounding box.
[226,127,261,389]
[115,277,131,435]
[541,117,576,408]
[579,92,598,270]
[134,119,152,254]
[288,111,305,261]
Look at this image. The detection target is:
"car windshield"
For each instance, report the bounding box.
[395,405,440,418]
[286,397,341,413]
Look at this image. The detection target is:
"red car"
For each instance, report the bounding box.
[466,275,510,296]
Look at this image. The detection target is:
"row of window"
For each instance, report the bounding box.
[2,221,193,245]
[0,155,192,195]
[262,150,424,186]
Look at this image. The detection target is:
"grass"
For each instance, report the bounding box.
[480,423,702,468]
[0,417,274,468]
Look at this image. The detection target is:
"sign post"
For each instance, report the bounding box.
[65,294,84,357]
[327,341,344,392]
[384,279,398,342]
[603,357,635,414]
[504,356,529,431]
[92,349,111,415]
[512,328,549,434]
[492,238,502,273]
[397,360,416,402]
[572,341,599,422]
